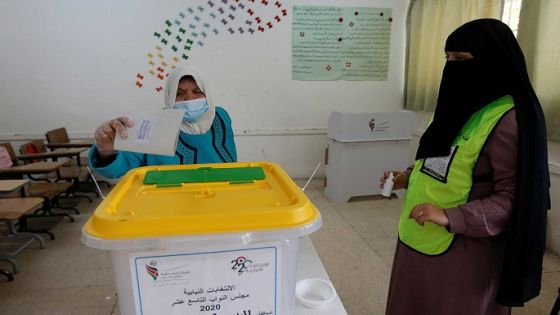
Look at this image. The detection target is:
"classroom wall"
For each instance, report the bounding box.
[0,0,409,178]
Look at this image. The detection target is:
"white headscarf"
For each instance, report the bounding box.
[164,65,216,134]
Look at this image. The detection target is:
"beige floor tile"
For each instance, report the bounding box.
[72,247,113,269]
[0,267,65,292]
[0,289,42,315]
[47,228,86,247]
[544,252,560,272]
[53,265,114,289]
[25,306,115,315]
[514,282,558,315]
[543,270,560,288]
[32,285,117,310]
[15,245,82,271]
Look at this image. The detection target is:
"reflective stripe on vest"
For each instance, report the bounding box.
[398,96,514,255]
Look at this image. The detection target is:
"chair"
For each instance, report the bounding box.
[20,140,95,203]
[0,197,46,274]
[0,142,18,170]
[17,140,62,182]
[45,127,90,165]
[20,139,76,168]
[45,127,110,189]
[0,142,76,223]
[45,127,71,144]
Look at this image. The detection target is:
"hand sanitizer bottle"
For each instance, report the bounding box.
[381,172,394,198]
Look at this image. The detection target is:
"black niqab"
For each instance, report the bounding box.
[416,19,550,306]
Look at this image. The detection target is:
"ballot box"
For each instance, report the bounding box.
[324,111,414,203]
[82,162,322,315]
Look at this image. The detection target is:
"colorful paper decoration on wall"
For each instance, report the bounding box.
[136,0,287,92]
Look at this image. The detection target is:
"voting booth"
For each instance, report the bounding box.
[324,111,414,203]
[82,162,322,315]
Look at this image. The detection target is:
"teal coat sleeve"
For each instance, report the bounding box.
[88,145,146,179]
[218,107,237,161]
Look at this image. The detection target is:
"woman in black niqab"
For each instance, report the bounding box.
[416,18,550,306]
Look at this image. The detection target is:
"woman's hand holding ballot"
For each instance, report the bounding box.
[94,117,135,159]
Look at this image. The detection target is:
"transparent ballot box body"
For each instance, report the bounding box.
[82,162,322,315]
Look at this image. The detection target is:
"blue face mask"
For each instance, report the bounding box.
[173,98,209,123]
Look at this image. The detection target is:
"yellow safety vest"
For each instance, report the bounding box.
[399,95,514,255]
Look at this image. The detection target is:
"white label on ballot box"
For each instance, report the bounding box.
[130,245,278,315]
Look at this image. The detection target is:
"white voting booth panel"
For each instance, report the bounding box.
[325,111,414,203]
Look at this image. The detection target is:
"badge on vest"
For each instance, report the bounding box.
[420,146,458,183]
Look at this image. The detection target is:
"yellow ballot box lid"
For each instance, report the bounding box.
[83,162,320,240]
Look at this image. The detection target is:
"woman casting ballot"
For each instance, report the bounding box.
[88,66,237,179]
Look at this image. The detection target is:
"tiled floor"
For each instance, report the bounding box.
[1,179,559,314]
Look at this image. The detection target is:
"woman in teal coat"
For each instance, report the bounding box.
[89,66,237,178]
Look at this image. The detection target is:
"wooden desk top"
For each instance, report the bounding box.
[0,197,44,219]
[46,141,93,149]
[0,180,29,193]
[0,161,66,174]
[18,148,88,161]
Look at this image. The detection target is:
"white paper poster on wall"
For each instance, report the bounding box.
[292,5,393,81]
[131,246,278,315]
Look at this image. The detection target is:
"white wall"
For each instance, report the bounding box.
[0,0,409,178]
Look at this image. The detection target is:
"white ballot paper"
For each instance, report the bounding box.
[114,109,184,156]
